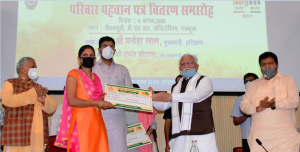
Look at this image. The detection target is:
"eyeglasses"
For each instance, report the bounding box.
[180,61,195,67]
[101,44,115,49]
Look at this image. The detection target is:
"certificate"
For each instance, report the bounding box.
[105,84,153,112]
[127,123,152,150]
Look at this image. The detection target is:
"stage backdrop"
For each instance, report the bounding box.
[14,1,267,91]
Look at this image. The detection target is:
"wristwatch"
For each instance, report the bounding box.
[271,101,276,110]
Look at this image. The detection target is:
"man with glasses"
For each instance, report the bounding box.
[150,53,218,152]
[93,36,132,152]
[231,73,258,152]
[240,52,300,151]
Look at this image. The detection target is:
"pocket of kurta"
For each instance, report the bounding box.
[274,86,287,100]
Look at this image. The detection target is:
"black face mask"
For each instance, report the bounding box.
[81,57,94,68]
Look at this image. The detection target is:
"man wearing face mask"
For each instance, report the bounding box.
[231,73,258,152]
[240,52,300,152]
[0,57,57,152]
[150,54,218,152]
[92,36,132,152]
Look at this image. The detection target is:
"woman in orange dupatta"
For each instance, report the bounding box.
[54,45,114,152]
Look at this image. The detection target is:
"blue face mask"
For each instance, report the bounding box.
[180,68,196,79]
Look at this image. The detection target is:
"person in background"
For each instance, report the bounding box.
[0,57,57,152]
[47,87,65,152]
[231,73,258,152]
[125,84,157,152]
[151,54,218,152]
[93,36,133,152]
[49,104,63,137]
[47,103,64,152]
[54,45,114,152]
[163,75,182,152]
[240,52,300,152]
[0,103,4,152]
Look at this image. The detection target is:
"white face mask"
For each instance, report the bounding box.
[28,68,39,80]
[101,46,114,59]
[245,81,251,90]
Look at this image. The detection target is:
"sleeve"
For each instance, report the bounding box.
[39,95,57,114]
[68,69,80,80]
[150,119,157,130]
[152,87,172,111]
[49,104,62,136]
[276,77,299,110]
[124,110,138,126]
[231,96,242,118]
[123,67,133,88]
[172,77,213,103]
[153,101,171,111]
[163,108,172,119]
[240,82,257,115]
[1,81,37,107]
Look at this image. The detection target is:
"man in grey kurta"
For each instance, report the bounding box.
[93,36,132,152]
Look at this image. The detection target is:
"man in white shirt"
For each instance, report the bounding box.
[49,104,63,136]
[93,36,132,152]
[151,53,218,152]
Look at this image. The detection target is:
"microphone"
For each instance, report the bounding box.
[256,139,268,152]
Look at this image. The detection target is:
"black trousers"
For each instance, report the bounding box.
[242,139,250,152]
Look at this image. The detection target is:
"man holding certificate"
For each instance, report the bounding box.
[151,54,218,152]
[93,36,132,152]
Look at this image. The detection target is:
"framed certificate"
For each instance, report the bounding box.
[105,84,153,112]
[127,123,152,150]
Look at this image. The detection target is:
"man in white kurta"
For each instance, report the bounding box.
[151,54,218,152]
[240,52,300,152]
[92,36,132,152]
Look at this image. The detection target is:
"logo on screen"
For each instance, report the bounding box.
[233,0,262,18]
[25,1,38,10]
[233,0,261,6]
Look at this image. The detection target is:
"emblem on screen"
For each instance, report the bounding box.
[108,87,114,91]
[25,1,38,10]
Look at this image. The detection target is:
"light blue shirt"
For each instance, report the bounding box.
[231,95,251,139]
[92,59,132,152]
